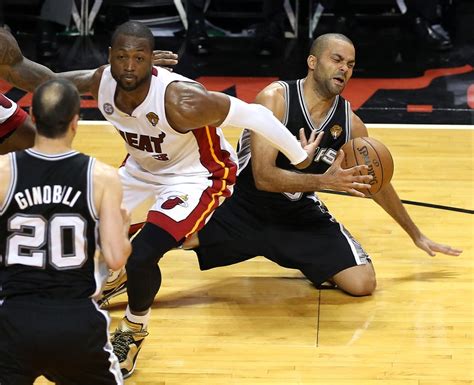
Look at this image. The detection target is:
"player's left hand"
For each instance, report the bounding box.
[152,50,179,70]
[295,129,323,169]
[414,233,463,257]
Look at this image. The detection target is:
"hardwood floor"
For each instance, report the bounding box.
[35,124,473,385]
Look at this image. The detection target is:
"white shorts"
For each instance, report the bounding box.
[118,167,234,241]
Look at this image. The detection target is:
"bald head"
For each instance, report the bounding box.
[32,79,80,138]
[310,33,354,57]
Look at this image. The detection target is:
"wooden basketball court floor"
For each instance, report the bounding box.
[35,123,473,385]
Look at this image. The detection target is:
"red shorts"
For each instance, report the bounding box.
[0,98,28,143]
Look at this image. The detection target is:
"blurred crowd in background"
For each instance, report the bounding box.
[0,0,472,62]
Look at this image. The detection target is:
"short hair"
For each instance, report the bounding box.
[32,79,80,139]
[310,33,354,57]
[111,21,154,51]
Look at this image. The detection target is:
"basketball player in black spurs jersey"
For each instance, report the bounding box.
[184,33,462,296]
[0,79,131,384]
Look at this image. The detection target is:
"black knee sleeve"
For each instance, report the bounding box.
[126,223,179,312]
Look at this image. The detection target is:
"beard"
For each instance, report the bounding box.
[313,69,345,98]
[318,76,344,98]
[326,79,345,96]
[111,69,151,92]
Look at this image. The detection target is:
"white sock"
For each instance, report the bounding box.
[125,306,150,330]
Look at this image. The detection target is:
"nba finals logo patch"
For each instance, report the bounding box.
[146,112,159,126]
[103,103,114,115]
[161,194,189,210]
[330,124,342,139]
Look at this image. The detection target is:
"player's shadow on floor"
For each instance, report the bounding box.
[389,270,459,283]
[104,276,320,312]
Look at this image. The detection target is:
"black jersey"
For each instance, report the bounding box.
[237,79,352,204]
[0,149,107,300]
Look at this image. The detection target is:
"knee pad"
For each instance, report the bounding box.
[125,224,180,312]
[126,223,180,270]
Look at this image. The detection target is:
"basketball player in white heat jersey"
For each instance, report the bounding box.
[94,22,326,378]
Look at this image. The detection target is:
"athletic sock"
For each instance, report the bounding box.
[122,306,150,331]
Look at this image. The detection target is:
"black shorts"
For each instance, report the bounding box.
[0,297,122,385]
[195,190,371,287]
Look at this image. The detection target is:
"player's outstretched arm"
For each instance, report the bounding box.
[351,112,463,257]
[0,28,55,92]
[0,28,99,94]
[372,182,462,256]
[164,81,314,169]
[93,161,131,270]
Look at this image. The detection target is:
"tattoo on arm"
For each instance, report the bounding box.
[0,30,22,66]
[4,59,56,92]
[3,60,96,94]
[57,69,97,95]
[0,30,97,94]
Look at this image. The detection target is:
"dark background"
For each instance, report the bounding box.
[2,0,473,124]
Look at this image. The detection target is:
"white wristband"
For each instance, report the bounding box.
[220,96,307,165]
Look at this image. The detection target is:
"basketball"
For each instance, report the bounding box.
[341,137,394,196]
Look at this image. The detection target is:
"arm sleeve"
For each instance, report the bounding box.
[219,96,307,165]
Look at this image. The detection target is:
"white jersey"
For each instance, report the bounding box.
[98,66,237,185]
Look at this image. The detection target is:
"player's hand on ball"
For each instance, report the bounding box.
[152,50,178,70]
[414,233,463,257]
[341,137,393,196]
[322,150,373,198]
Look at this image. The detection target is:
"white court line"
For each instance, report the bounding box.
[79,121,474,130]
[367,124,473,130]
[79,121,113,126]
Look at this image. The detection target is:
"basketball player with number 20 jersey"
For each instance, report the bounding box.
[0,80,131,384]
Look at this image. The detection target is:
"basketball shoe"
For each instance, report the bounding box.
[98,268,128,308]
[111,317,149,378]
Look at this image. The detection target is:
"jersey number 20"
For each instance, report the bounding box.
[5,214,88,269]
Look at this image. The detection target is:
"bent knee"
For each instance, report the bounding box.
[333,263,377,296]
[344,275,376,296]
